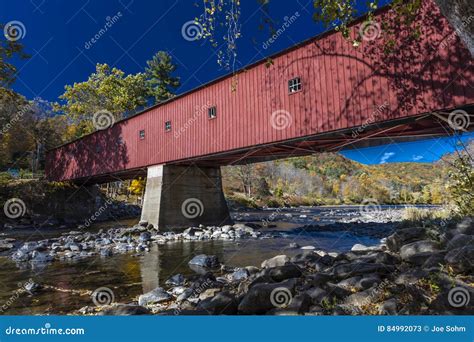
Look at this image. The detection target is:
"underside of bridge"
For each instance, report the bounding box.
[137,109,472,230]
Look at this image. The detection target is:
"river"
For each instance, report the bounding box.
[0,205,432,314]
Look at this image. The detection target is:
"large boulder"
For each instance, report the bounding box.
[331,262,394,278]
[188,255,219,268]
[265,265,302,282]
[386,227,426,252]
[446,234,474,250]
[261,255,290,269]
[100,304,151,315]
[445,246,474,273]
[138,287,172,306]
[197,291,238,315]
[166,274,186,286]
[399,240,439,261]
[238,279,298,314]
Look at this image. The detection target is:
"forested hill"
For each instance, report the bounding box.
[222,150,458,207]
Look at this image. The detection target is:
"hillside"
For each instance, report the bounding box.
[222,151,451,207]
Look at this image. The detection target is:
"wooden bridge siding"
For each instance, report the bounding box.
[46,0,473,182]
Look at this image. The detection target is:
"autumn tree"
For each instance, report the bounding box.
[55,63,148,138]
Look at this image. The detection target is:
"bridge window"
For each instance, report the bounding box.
[165,121,171,131]
[288,77,302,93]
[139,130,145,139]
[208,106,217,119]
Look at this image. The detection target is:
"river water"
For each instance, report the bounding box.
[0,205,423,314]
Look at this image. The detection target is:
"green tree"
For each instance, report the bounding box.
[0,23,29,86]
[55,63,148,138]
[145,51,180,104]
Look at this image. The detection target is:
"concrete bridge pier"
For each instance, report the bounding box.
[140,164,232,230]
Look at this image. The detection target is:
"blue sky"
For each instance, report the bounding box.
[1,0,471,164]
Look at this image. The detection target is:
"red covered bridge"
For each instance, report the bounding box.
[46,0,474,229]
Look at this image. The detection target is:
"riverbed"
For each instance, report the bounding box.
[0,205,424,314]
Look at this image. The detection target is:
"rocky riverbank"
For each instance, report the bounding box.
[3,209,472,315]
[7,222,266,263]
[63,217,473,316]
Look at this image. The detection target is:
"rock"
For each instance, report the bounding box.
[395,269,428,285]
[169,286,187,296]
[0,242,14,252]
[305,287,329,305]
[20,242,41,253]
[445,246,474,273]
[386,227,426,252]
[238,279,298,314]
[345,286,381,307]
[399,240,439,261]
[286,293,312,314]
[357,275,382,290]
[188,255,219,268]
[422,252,446,270]
[29,251,53,263]
[221,225,232,233]
[455,218,474,235]
[326,283,352,299]
[261,255,290,269]
[331,262,394,278]
[100,304,151,315]
[336,276,362,290]
[378,298,398,315]
[183,227,201,237]
[198,288,221,301]
[69,244,81,252]
[229,268,250,282]
[166,274,185,286]
[176,288,194,302]
[24,281,41,293]
[266,265,302,282]
[307,273,333,287]
[447,234,474,250]
[138,287,172,306]
[138,220,148,227]
[197,291,238,315]
[100,248,113,257]
[351,244,379,252]
[287,242,300,249]
[139,232,151,242]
